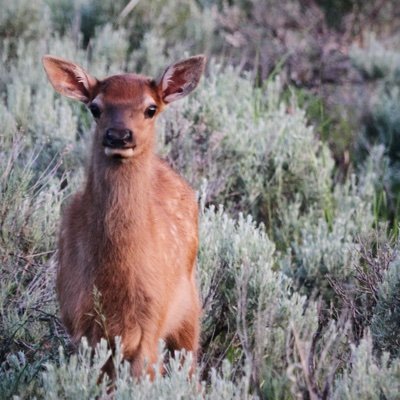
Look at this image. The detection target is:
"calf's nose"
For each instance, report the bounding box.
[103,128,133,148]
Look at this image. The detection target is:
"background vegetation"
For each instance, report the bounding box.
[1,0,400,398]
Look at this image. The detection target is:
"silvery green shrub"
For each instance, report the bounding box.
[0,0,51,45]
[333,334,400,400]
[350,35,400,81]
[371,254,400,358]
[198,201,343,398]
[0,144,65,399]
[351,33,400,223]
[40,338,254,400]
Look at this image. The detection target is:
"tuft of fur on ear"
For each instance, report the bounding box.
[42,55,97,103]
[157,55,206,104]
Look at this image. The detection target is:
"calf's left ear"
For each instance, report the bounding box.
[157,55,206,104]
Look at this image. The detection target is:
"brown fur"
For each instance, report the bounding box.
[43,55,206,379]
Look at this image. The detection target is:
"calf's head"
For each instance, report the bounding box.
[42,55,206,160]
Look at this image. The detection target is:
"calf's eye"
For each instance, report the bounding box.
[145,105,157,119]
[88,103,101,118]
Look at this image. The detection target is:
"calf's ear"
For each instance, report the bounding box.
[42,55,97,103]
[157,55,206,104]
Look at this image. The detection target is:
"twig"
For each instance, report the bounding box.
[118,0,140,23]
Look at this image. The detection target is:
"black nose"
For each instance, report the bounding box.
[103,128,133,148]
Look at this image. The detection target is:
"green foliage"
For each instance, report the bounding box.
[42,338,110,399]
[351,35,400,81]
[0,142,68,399]
[352,34,400,228]
[0,0,51,45]
[0,351,42,399]
[333,335,400,399]
[371,255,400,358]
[40,338,253,399]
[289,88,356,164]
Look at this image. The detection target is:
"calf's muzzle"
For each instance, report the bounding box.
[103,128,134,149]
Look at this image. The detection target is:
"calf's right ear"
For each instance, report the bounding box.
[42,55,97,103]
[157,55,206,104]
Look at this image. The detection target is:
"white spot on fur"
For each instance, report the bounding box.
[170,224,178,237]
[175,212,183,220]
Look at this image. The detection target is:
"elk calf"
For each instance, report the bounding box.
[42,55,205,378]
